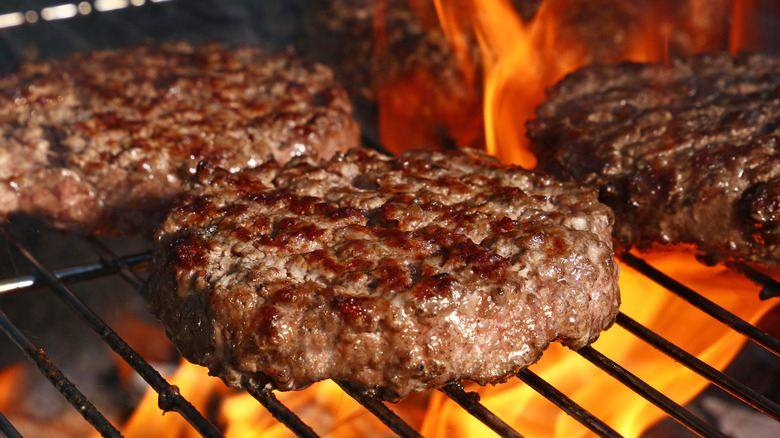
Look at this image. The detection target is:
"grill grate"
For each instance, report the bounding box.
[438,382,523,438]
[0,221,778,438]
[515,369,621,438]
[0,306,121,436]
[614,312,780,421]
[576,346,729,438]
[0,226,223,437]
[619,252,780,356]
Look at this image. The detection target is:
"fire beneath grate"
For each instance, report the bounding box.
[0,215,778,437]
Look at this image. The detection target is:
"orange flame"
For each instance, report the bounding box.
[373,0,484,154]
[99,359,227,438]
[120,360,432,437]
[431,0,677,167]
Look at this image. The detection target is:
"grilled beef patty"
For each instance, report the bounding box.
[0,41,359,236]
[143,148,620,401]
[528,52,780,266]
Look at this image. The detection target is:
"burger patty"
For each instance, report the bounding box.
[143,147,620,401]
[0,41,359,236]
[527,52,780,266]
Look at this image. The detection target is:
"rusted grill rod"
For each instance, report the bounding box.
[338,381,424,438]
[616,312,780,421]
[439,383,524,438]
[0,308,121,437]
[0,227,223,438]
[619,252,780,357]
[243,382,319,438]
[0,410,22,438]
[515,370,622,438]
[0,251,150,296]
[577,346,728,438]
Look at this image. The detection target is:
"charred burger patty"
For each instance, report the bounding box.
[528,52,780,266]
[0,41,359,236]
[143,148,620,401]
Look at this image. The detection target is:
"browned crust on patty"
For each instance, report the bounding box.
[528,52,780,266]
[0,40,360,236]
[144,147,620,400]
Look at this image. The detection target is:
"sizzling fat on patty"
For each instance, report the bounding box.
[144,148,620,400]
[528,52,780,266]
[0,41,359,236]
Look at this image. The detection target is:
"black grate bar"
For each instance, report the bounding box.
[85,236,147,290]
[725,261,780,300]
[515,369,622,438]
[616,312,780,421]
[243,381,319,438]
[439,382,524,438]
[0,227,222,438]
[0,251,150,296]
[337,381,423,438]
[0,410,22,438]
[577,346,728,438]
[0,308,121,437]
[619,252,780,357]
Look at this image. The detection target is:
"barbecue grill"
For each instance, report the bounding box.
[0,1,779,437]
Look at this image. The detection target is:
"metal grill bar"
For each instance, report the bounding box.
[616,312,780,421]
[0,410,22,438]
[0,307,121,437]
[338,381,423,438]
[515,370,622,438]
[577,346,729,438]
[86,236,146,290]
[0,226,223,438]
[243,382,318,438]
[0,251,150,296]
[726,261,780,300]
[439,382,524,438]
[619,252,780,357]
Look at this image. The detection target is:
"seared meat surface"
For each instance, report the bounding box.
[144,148,620,401]
[0,41,359,236]
[528,52,780,266]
